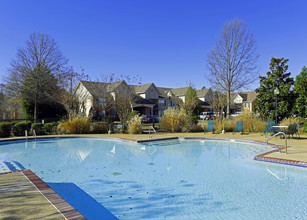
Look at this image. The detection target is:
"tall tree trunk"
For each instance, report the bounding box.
[227,88,230,118]
[34,94,37,123]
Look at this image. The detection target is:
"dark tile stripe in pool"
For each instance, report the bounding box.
[136,137,179,143]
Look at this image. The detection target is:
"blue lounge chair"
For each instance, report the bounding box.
[232,121,243,134]
[295,124,300,139]
[204,121,214,133]
[262,120,275,136]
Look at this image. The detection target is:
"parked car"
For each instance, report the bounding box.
[153,115,161,123]
[230,113,240,118]
[199,112,214,120]
[141,115,153,123]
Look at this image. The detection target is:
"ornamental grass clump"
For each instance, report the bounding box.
[280,117,304,134]
[213,119,236,133]
[58,117,91,134]
[160,107,188,132]
[235,112,266,132]
[279,117,301,126]
[91,122,108,134]
[127,115,142,134]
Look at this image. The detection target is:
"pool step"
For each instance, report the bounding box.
[0,161,25,173]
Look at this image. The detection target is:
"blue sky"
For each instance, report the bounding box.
[1,0,307,90]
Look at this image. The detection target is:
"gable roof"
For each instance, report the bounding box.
[79,80,127,97]
[132,95,155,105]
[233,91,258,102]
[130,83,156,94]
[196,89,210,97]
[170,87,189,96]
[239,91,258,102]
[157,87,175,99]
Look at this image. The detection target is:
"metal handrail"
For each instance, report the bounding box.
[266,132,287,153]
[149,126,156,139]
[33,130,37,140]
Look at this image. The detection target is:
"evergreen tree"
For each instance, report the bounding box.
[292,66,307,117]
[254,58,294,122]
[184,86,200,127]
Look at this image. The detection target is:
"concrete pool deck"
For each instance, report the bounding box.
[0,170,85,219]
[0,132,306,219]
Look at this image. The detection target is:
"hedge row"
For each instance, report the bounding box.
[0,121,59,138]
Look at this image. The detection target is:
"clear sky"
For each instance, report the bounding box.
[1,0,307,90]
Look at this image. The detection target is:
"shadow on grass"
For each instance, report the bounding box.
[47,182,118,220]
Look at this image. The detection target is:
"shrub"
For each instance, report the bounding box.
[0,123,12,138]
[304,122,307,133]
[44,122,58,133]
[127,110,139,122]
[280,117,304,134]
[213,119,236,133]
[280,117,301,126]
[91,122,108,134]
[58,117,91,134]
[206,112,266,133]
[160,108,188,132]
[235,112,266,132]
[31,123,45,135]
[127,115,142,134]
[13,121,31,136]
[189,124,203,132]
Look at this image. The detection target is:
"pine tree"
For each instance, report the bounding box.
[254,58,294,122]
[292,66,307,117]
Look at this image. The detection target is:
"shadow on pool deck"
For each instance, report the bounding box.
[47,182,118,220]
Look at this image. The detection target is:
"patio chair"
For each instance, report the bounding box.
[204,120,214,134]
[262,120,275,136]
[294,124,300,139]
[285,124,296,139]
[232,121,243,135]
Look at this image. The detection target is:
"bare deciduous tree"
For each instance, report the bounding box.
[5,33,68,121]
[112,85,135,131]
[208,19,258,117]
[208,91,227,121]
[58,67,91,119]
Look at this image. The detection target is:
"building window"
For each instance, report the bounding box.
[244,103,250,108]
[159,100,166,106]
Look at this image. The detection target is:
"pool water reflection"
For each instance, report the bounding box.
[0,138,306,219]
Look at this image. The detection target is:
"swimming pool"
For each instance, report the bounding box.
[0,137,307,219]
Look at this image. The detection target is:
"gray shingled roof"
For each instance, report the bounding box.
[232,91,258,102]
[80,80,125,97]
[130,83,154,94]
[196,89,209,97]
[239,91,258,102]
[170,87,189,96]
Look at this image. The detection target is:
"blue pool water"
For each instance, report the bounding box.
[0,137,307,219]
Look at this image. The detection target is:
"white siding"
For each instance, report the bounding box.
[179,96,185,103]
[233,95,243,104]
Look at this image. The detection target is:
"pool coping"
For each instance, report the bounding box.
[0,169,86,220]
[183,137,307,168]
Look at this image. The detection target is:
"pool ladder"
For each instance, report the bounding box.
[266,132,287,154]
[25,130,36,141]
[148,126,156,139]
